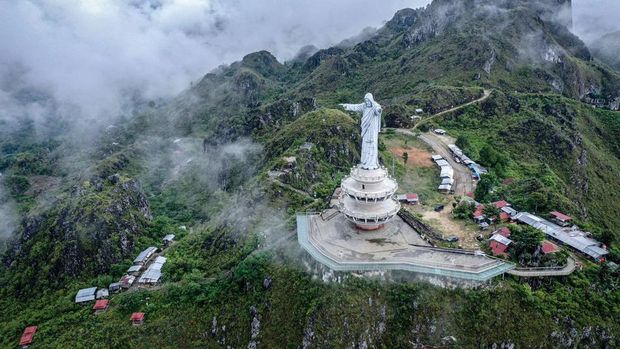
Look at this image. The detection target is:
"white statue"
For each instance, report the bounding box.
[340,93,382,170]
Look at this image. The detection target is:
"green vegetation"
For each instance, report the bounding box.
[2,0,620,347]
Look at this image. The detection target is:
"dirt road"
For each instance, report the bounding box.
[413,89,491,130]
[418,132,474,196]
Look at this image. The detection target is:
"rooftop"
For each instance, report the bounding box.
[493,200,510,209]
[490,233,512,246]
[133,246,158,264]
[550,211,572,222]
[514,212,608,260]
[19,326,37,346]
[131,312,145,321]
[75,287,97,303]
[93,299,109,310]
[541,241,560,254]
[163,234,175,241]
[494,227,511,237]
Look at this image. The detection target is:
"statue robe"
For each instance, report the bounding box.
[341,94,382,170]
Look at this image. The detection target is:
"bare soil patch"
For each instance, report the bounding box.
[415,203,480,249]
[389,146,433,168]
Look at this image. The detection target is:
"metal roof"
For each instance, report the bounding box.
[163,234,175,241]
[501,206,518,216]
[435,159,450,167]
[138,256,167,284]
[515,212,608,260]
[75,287,97,303]
[128,265,142,273]
[431,154,443,161]
[490,234,512,246]
[96,288,109,299]
[441,177,454,185]
[440,166,454,178]
[133,246,157,264]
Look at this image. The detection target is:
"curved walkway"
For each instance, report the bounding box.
[507,256,576,277]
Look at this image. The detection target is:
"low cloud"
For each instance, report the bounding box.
[0,0,427,137]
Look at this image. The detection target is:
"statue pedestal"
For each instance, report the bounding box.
[339,165,400,230]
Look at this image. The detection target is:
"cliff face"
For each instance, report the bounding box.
[2,174,151,295]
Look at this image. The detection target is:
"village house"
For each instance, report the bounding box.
[541,241,560,255]
[120,274,136,289]
[397,193,419,204]
[550,211,572,227]
[473,204,485,223]
[138,256,167,285]
[494,226,511,238]
[162,234,176,247]
[93,299,110,314]
[19,326,37,348]
[127,264,142,275]
[96,288,109,299]
[514,212,608,262]
[131,312,145,326]
[109,282,122,293]
[75,287,97,304]
[133,246,158,266]
[489,234,512,256]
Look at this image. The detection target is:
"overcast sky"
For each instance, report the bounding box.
[0,0,618,130]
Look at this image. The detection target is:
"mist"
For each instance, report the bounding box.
[0,0,430,137]
[572,0,620,44]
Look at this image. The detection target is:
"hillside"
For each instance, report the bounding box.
[1,0,620,347]
[590,30,620,72]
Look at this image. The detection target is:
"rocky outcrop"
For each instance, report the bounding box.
[2,174,151,295]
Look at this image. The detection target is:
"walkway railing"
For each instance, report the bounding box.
[296,214,514,282]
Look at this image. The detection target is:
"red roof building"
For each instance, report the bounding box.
[499,212,510,221]
[465,192,474,198]
[494,227,511,238]
[541,241,560,254]
[493,200,510,209]
[473,204,485,221]
[490,240,509,256]
[93,299,109,313]
[489,234,512,256]
[550,211,572,226]
[130,312,145,325]
[406,193,418,201]
[19,326,37,347]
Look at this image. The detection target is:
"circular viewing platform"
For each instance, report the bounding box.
[349,166,391,183]
[339,165,400,230]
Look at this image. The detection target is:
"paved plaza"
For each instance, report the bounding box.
[297,211,514,282]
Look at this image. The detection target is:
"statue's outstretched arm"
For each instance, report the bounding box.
[339,103,364,112]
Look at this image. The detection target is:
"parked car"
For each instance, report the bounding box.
[446,236,459,243]
[434,204,445,212]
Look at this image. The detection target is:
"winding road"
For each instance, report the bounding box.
[412,89,492,130]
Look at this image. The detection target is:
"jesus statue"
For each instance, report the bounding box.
[340,93,382,170]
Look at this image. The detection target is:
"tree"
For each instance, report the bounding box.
[453,201,476,219]
[455,135,473,155]
[483,203,501,229]
[403,152,409,164]
[479,144,508,176]
[510,225,545,266]
[474,173,499,203]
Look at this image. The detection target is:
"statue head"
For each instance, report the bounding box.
[364,92,374,107]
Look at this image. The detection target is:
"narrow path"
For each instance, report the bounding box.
[269,178,315,199]
[507,256,576,277]
[412,89,491,130]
